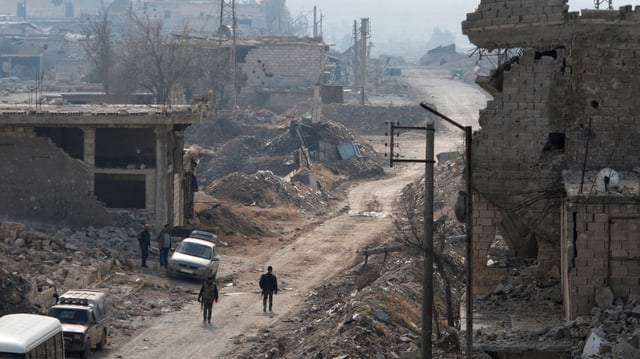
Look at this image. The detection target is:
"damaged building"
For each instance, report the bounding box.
[462,0,640,321]
[0,105,199,228]
[237,36,334,111]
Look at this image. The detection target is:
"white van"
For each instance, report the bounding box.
[0,313,65,358]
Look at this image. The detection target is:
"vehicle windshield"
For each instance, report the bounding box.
[191,231,213,240]
[177,242,212,259]
[48,308,90,324]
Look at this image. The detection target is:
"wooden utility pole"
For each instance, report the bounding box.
[386,121,435,359]
[420,102,474,359]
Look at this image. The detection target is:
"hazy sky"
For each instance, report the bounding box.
[285,0,615,52]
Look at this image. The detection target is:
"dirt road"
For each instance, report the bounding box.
[98,68,490,359]
[100,162,424,359]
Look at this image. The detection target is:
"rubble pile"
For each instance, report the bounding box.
[228,256,466,359]
[0,221,197,342]
[194,199,277,239]
[321,104,450,135]
[472,273,640,358]
[205,170,329,212]
[186,111,386,187]
[0,222,141,314]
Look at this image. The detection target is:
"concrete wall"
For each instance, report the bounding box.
[0,107,197,229]
[0,130,114,226]
[463,1,640,317]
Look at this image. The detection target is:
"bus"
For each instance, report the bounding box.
[0,313,65,359]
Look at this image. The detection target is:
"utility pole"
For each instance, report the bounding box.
[313,6,317,38]
[359,18,369,105]
[312,7,323,38]
[386,121,435,359]
[594,0,613,9]
[420,102,474,359]
[353,20,359,92]
[218,0,238,121]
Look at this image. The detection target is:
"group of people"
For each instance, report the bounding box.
[136,223,173,268]
[196,265,278,323]
[136,224,279,324]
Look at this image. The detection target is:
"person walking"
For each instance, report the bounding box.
[197,275,219,324]
[137,224,151,268]
[157,224,172,267]
[259,266,278,312]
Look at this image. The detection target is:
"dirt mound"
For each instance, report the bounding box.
[205,170,329,212]
[187,110,386,188]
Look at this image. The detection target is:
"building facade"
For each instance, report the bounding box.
[0,104,199,228]
[463,1,640,319]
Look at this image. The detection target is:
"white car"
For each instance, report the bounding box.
[189,230,219,245]
[166,238,219,280]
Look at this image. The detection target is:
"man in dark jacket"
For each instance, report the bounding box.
[156,224,172,267]
[259,266,278,312]
[137,224,151,268]
[197,275,219,324]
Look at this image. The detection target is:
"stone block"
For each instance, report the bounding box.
[595,286,614,308]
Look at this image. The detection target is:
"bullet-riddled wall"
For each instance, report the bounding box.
[239,37,326,110]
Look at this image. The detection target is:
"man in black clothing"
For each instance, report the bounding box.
[137,224,151,268]
[259,266,278,312]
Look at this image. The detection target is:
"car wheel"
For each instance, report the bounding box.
[81,341,91,359]
[96,329,107,350]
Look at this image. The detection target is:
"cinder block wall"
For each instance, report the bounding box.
[0,132,113,226]
[564,202,640,318]
[464,1,640,316]
[472,193,507,291]
[243,42,325,88]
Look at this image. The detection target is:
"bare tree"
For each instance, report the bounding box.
[393,179,463,333]
[117,10,202,105]
[263,0,294,34]
[81,1,113,94]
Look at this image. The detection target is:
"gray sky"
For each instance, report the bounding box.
[285,0,612,53]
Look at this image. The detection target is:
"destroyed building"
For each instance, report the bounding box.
[0,105,199,228]
[462,0,640,321]
[237,36,333,111]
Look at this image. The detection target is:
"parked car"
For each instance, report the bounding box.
[47,289,111,359]
[188,230,219,245]
[166,237,219,280]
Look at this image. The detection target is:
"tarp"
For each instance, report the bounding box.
[337,142,363,160]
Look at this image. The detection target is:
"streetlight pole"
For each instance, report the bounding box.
[419,102,474,358]
[423,122,435,359]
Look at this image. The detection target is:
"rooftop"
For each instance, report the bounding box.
[562,168,640,201]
